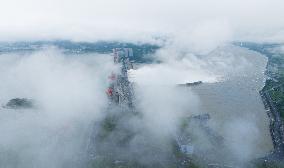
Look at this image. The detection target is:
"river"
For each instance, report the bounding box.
[191,45,273,160]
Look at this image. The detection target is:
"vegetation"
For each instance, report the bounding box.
[239,42,284,120]
[0,41,160,63]
[254,160,284,168]
[3,98,34,109]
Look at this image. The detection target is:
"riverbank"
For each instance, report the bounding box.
[237,42,284,166]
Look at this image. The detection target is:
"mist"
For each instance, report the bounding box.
[0,0,281,167]
[0,0,284,43]
[0,48,116,167]
[128,42,271,166]
[0,41,274,168]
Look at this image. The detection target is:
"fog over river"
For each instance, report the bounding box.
[191,45,273,160]
[128,44,273,164]
[0,44,273,167]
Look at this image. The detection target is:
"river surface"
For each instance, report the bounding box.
[130,45,274,162]
[191,45,273,159]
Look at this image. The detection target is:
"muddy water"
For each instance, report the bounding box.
[191,46,273,160]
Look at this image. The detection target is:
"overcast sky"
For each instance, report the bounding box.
[0,0,284,42]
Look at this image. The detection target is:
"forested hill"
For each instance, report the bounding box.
[0,41,160,63]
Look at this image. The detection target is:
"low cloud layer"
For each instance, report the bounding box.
[0,48,203,167]
[0,1,279,166]
[0,48,114,168]
[0,0,284,43]
[0,42,273,167]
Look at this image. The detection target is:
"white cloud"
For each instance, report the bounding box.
[0,48,117,167]
[0,0,283,42]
